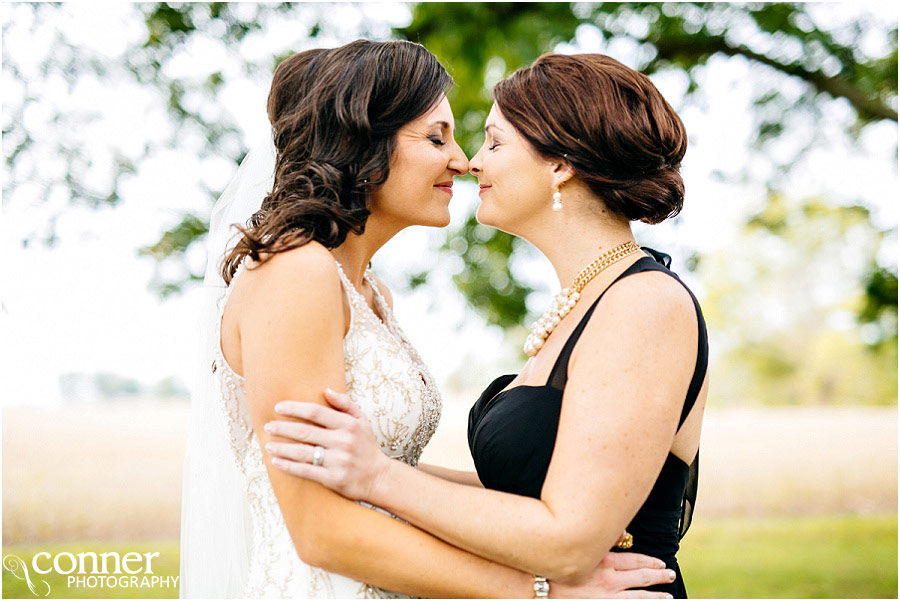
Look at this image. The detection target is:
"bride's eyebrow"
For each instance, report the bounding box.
[428,120,451,131]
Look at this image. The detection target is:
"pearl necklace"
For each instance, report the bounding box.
[524,241,641,357]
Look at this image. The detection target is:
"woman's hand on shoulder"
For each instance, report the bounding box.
[266,388,391,502]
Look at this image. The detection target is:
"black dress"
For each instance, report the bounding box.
[468,251,708,598]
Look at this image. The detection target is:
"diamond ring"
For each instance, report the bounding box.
[312,445,325,467]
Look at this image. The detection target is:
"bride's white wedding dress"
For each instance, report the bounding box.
[213,258,442,598]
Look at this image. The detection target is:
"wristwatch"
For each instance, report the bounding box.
[533,575,549,598]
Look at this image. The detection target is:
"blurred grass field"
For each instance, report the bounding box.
[678,515,898,598]
[2,516,896,598]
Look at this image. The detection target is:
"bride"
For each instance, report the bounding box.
[179,40,674,598]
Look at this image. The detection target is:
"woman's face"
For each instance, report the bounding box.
[469,104,561,235]
[371,96,468,228]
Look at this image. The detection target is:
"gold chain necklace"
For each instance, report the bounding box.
[524,241,641,357]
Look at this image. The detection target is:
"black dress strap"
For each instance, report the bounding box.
[545,252,709,432]
[545,258,650,390]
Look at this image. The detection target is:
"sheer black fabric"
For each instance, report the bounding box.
[468,250,708,598]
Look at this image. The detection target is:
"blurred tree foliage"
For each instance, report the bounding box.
[397,2,897,330]
[4,3,897,401]
[700,194,897,404]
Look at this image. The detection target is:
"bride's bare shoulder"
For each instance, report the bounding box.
[240,241,341,305]
[244,241,334,276]
[223,243,344,378]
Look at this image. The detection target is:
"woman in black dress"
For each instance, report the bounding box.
[267,52,708,598]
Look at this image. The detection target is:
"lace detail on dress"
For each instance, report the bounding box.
[338,263,442,467]
[212,257,440,598]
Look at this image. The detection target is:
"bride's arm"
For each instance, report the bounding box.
[269,272,698,582]
[238,247,535,597]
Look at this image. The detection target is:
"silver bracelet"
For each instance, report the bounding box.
[533,575,549,598]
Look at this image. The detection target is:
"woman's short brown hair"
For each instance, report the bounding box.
[493,53,687,224]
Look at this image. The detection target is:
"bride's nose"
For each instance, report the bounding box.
[447,141,469,175]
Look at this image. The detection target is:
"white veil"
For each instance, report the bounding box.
[179,134,276,598]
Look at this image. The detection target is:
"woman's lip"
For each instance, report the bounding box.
[434,183,453,194]
[478,185,491,195]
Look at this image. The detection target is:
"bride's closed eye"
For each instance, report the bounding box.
[429,136,446,147]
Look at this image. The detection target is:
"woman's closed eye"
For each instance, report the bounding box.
[429,136,446,147]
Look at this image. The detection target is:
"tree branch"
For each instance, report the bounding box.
[652,36,898,123]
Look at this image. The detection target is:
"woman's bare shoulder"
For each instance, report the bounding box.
[240,242,342,308]
[574,270,697,364]
[602,270,695,322]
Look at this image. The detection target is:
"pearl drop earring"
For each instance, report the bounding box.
[552,189,563,211]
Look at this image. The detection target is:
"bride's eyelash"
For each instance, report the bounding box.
[489,142,500,151]
[429,136,446,146]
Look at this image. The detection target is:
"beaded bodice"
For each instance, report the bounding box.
[212,258,442,598]
[335,263,442,463]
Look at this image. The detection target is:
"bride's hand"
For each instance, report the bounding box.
[264,388,389,501]
[549,552,676,598]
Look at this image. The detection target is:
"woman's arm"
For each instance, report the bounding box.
[268,271,699,582]
[417,464,484,487]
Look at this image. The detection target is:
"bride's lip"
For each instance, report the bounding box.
[433,181,453,194]
[478,185,491,195]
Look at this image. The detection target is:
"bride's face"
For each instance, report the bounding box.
[469,104,558,235]
[371,96,468,228]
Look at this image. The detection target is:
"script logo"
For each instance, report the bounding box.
[3,550,178,596]
[2,554,51,597]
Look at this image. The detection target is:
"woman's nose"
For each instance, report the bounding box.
[468,149,482,176]
[448,142,469,175]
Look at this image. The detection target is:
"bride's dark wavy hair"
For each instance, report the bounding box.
[222,40,453,283]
